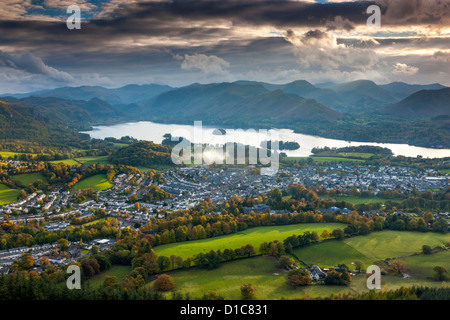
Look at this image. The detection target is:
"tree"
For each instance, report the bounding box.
[240,283,255,299]
[153,274,175,291]
[287,269,311,288]
[432,219,448,234]
[324,269,352,285]
[422,245,432,255]
[259,242,270,255]
[388,260,407,274]
[157,256,172,272]
[320,229,330,239]
[331,228,345,240]
[103,275,119,288]
[278,255,295,269]
[354,261,364,273]
[21,254,34,270]
[204,250,221,269]
[91,245,99,254]
[423,212,434,223]
[57,238,69,251]
[433,266,449,281]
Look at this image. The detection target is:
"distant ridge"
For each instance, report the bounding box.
[383,88,450,118]
[142,82,343,124]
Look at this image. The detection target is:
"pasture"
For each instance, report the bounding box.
[87,265,132,289]
[0,184,20,205]
[10,172,48,186]
[72,174,113,192]
[146,254,444,300]
[321,196,401,204]
[153,223,346,260]
[337,152,374,159]
[286,157,364,163]
[294,230,450,267]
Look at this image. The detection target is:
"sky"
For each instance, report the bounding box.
[0,0,449,93]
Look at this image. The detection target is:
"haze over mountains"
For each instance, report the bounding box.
[2,80,448,124]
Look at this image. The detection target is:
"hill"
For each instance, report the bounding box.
[142,82,342,126]
[328,80,398,113]
[3,84,174,105]
[380,82,446,100]
[16,96,125,121]
[383,88,450,118]
[108,141,174,167]
[0,99,90,150]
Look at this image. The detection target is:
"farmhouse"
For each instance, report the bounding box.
[309,265,326,280]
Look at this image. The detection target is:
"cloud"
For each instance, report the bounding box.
[376,0,450,26]
[284,29,379,71]
[180,54,230,75]
[0,0,449,91]
[326,15,355,31]
[392,62,419,76]
[433,50,450,62]
[0,50,74,82]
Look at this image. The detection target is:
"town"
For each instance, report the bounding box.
[0,159,448,275]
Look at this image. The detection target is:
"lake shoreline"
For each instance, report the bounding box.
[82,120,450,159]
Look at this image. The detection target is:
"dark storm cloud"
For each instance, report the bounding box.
[0,0,448,91]
[0,0,447,55]
[0,0,374,50]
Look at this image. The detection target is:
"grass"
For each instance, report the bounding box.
[294,241,372,267]
[72,174,113,192]
[399,250,450,279]
[50,156,110,166]
[50,159,80,165]
[441,169,450,174]
[10,172,47,186]
[87,265,132,289]
[74,156,110,166]
[294,231,450,267]
[146,255,444,300]
[146,231,449,300]
[285,157,364,163]
[111,142,130,147]
[83,217,115,226]
[321,196,402,204]
[0,184,20,205]
[153,223,346,260]
[0,151,47,158]
[337,152,374,159]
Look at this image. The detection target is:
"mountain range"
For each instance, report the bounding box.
[1,79,449,149]
[2,80,448,122]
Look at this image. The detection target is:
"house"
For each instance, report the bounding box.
[309,265,326,280]
[67,244,80,258]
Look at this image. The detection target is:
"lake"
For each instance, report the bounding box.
[83,121,450,158]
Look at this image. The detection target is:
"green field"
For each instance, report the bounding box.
[153,223,346,259]
[0,184,20,205]
[83,217,115,226]
[75,156,110,166]
[50,159,80,165]
[147,254,444,300]
[0,151,48,158]
[50,156,109,166]
[441,169,450,174]
[72,174,113,192]
[10,172,48,186]
[87,265,132,289]
[294,231,450,267]
[286,157,364,163]
[322,196,402,204]
[399,250,450,279]
[337,152,374,159]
